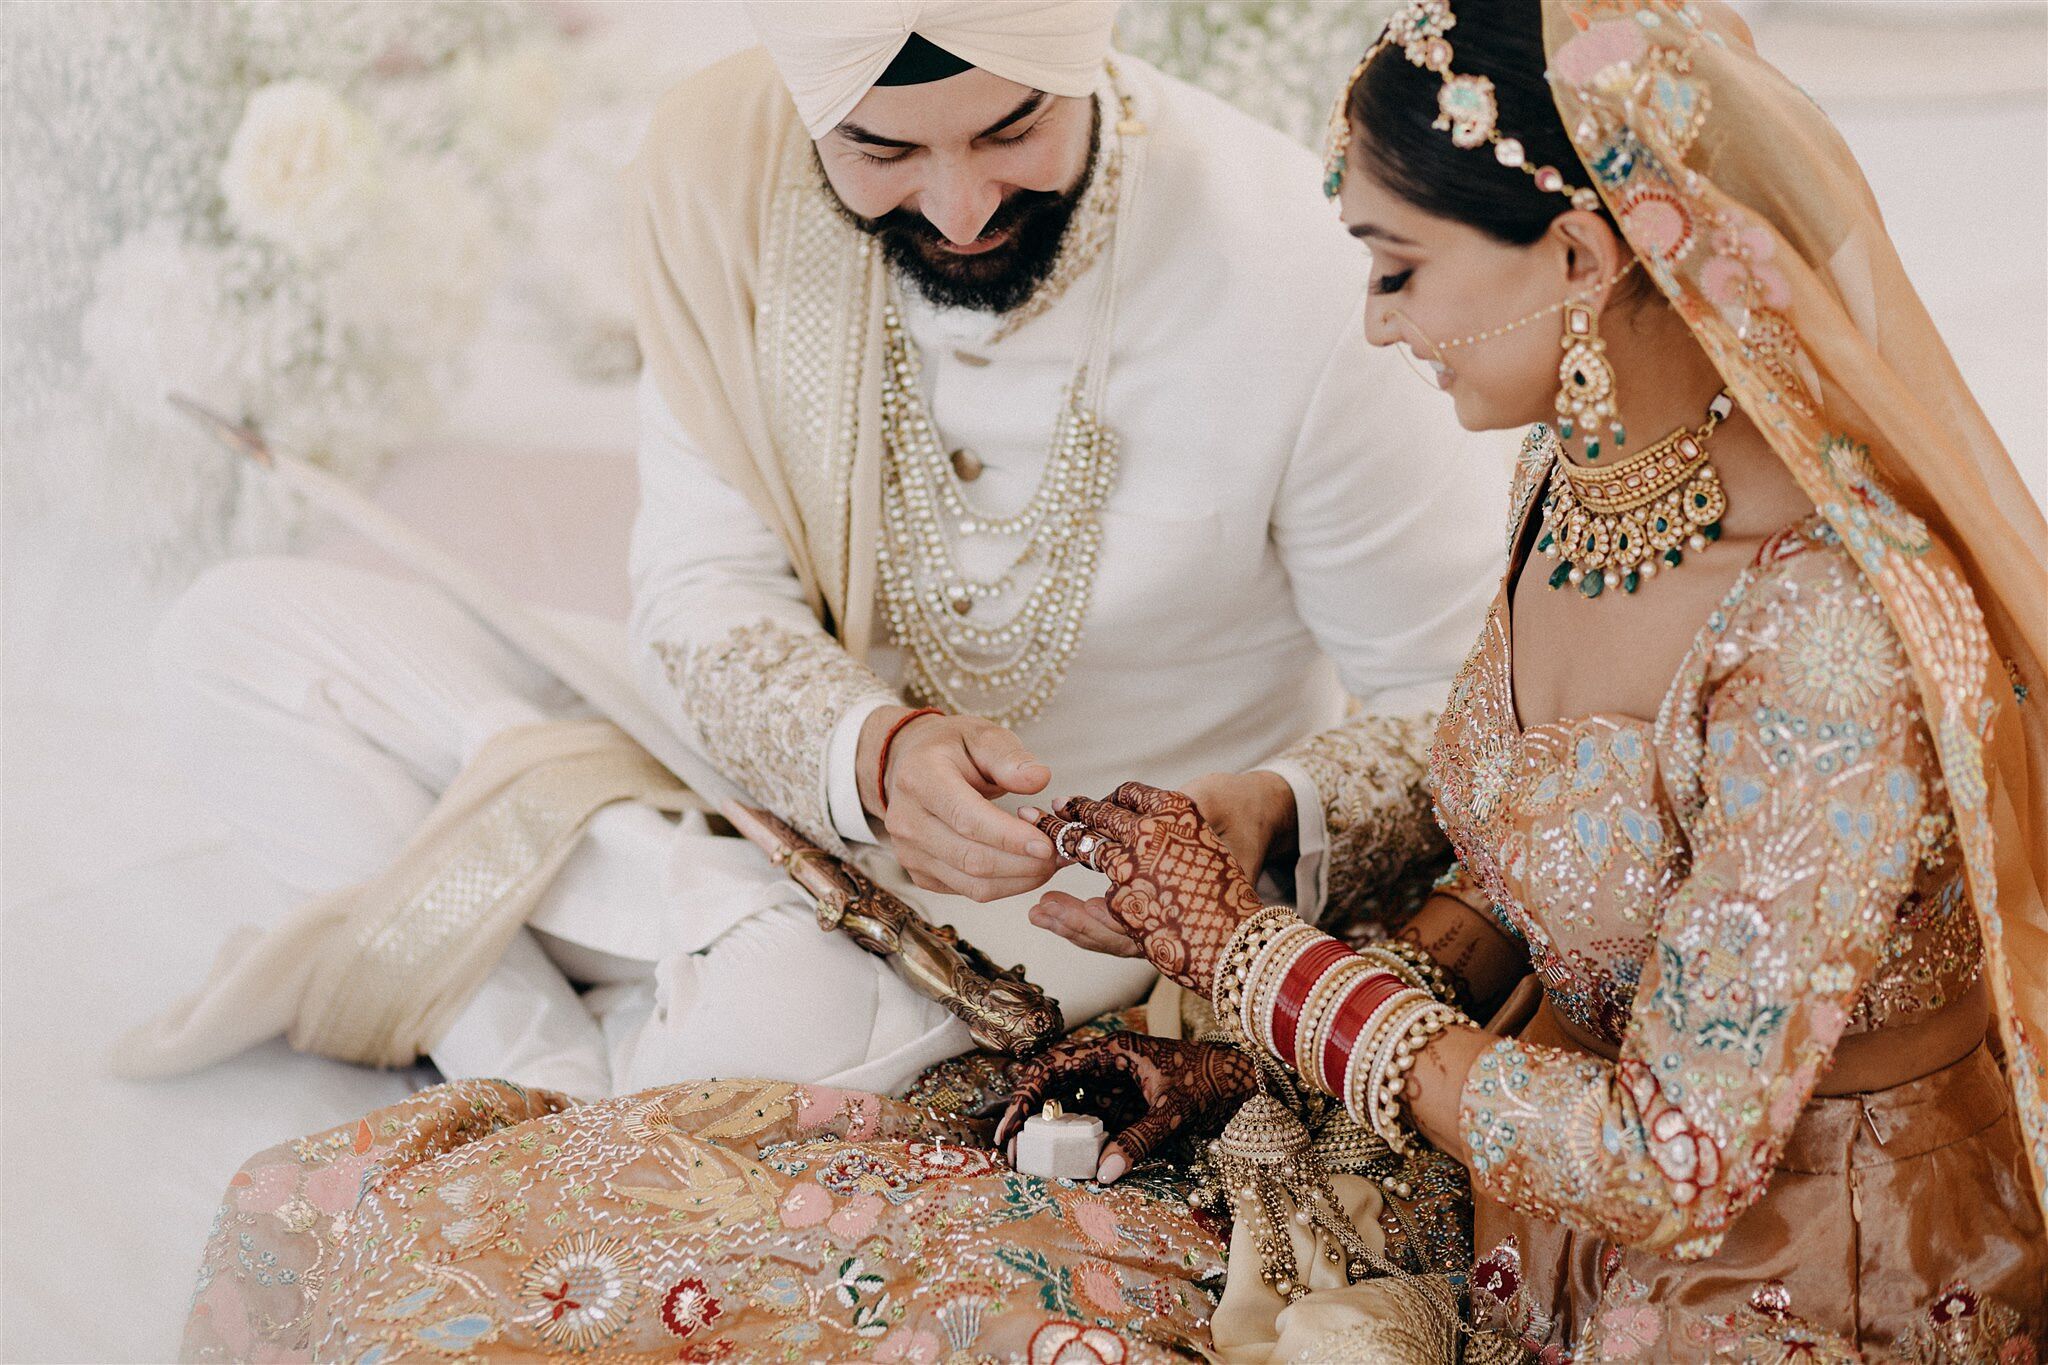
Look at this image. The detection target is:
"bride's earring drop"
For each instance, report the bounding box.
[1555,302,1623,461]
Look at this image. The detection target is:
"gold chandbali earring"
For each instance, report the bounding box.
[1539,388,1735,598]
[1555,301,1622,461]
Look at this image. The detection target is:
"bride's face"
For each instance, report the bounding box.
[1337,139,1610,433]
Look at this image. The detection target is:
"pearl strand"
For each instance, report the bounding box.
[876,306,1118,726]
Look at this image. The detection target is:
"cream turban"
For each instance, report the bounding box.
[746,1,1119,139]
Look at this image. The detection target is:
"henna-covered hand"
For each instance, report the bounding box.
[1025,770,1298,963]
[1025,782,1267,992]
[992,1031,1256,1183]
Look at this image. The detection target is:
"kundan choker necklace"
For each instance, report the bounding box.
[1537,388,1735,599]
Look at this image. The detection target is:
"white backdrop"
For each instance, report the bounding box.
[2,3,2043,1359]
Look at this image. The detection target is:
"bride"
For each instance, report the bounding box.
[1025,0,2048,1356]
[175,2,2045,1360]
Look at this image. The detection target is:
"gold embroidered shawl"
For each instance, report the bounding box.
[1542,0,2048,1210]
[624,48,888,653]
[113,721,690,1076]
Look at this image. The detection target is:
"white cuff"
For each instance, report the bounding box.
[1255,759,1329,927]
[827,696,897,845]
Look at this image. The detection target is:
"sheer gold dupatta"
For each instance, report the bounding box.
[1543,1,2048,1212]
[623,48,890,650]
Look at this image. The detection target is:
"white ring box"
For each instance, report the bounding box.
[1012,1100,1107,1180]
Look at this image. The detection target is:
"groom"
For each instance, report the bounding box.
[149,1,1504,1098]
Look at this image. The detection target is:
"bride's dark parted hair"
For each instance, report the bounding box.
[1347,0,1585,244]
[1348,0,1661,308]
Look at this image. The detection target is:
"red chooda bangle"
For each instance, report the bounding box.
[1271,938,1353,1069]
[875,707,945,815]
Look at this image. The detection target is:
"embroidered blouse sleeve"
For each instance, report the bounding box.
[628,374,897,852]
[1265,711,1448,931]
[1455,541,1943,1258]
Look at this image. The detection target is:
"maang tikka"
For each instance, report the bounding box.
[1556,300,1622,461]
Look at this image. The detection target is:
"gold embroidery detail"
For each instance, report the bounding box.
[655,620,894,851]
[1277,712,1447,931]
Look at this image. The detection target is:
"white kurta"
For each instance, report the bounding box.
[154,53,1508,1101]
[605,57,1506,1070]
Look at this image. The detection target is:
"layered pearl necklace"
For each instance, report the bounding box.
[876,79,1135,727]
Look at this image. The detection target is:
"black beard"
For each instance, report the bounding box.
[828,106,1100,314]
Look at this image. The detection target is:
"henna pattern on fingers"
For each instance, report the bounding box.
[1037,783,1267,992]
[998,1033,1257,1169]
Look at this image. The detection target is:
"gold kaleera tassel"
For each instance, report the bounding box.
[1207,1090,1387,1302]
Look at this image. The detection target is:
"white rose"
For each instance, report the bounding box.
[80,222,240,424]
[329,157,503,372]
[219,78,381,259]
[457,41,564,167]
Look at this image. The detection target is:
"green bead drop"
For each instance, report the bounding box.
[1703,520,1723,542]
[1664,547,1684,567]
[1549,562,1573,590]
[1537,531,1554,552]
[1623,571,1641,593]
[1560,419,1575,439]
[1580,572,1605,599]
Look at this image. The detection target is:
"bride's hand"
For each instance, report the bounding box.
[992,1031,1256,1183]
[1024,771,1295,964]
[1024,781,1267,992]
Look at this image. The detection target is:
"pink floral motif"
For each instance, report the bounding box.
[1552,19,1649,91]
[1075,1261,1126,1316]
[1596,1302,1663,1358]
[1700,224,1791,313]
[1072,1200,1122,1252]
[1621,190,1693,263]
[827,1192,885,1245]
[875,1326,944,1363]
[303,1155,372,1215]
[231,1164,296,1214]
[777,1182,832,1229]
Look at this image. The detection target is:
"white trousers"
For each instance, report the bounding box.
[151,556,964,1099]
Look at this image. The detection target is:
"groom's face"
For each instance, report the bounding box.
[817,68,1098,313]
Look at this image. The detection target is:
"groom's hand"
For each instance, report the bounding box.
[857,707,1058,901]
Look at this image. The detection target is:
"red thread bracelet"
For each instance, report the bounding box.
[875,707,945,815]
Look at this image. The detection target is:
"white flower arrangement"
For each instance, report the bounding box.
[220,78,386,260]
[1120,1,1396,148]
[4,1,566,579]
